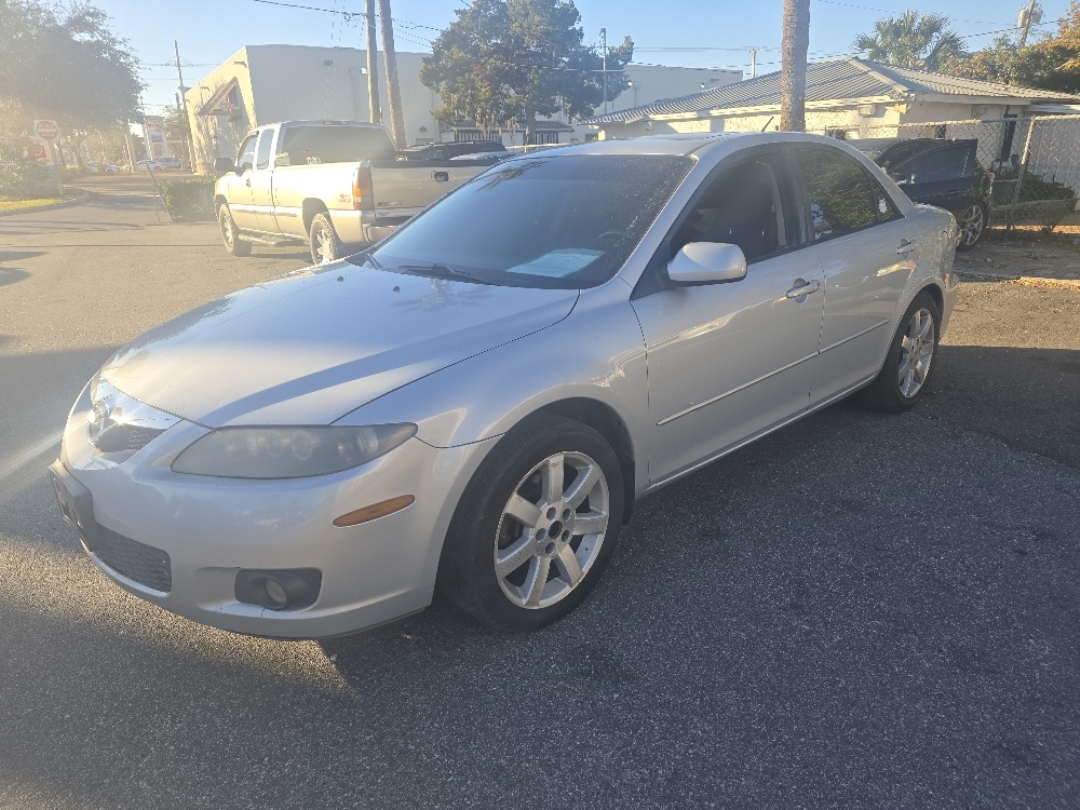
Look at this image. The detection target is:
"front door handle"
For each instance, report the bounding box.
[245,178,251,187]
[897,239,918,254]
[786,278,821,298]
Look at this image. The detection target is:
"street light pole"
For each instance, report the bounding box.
[174,40,197,171]
[600,28,608,115]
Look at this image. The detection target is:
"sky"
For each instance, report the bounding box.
[96,0,1071,115]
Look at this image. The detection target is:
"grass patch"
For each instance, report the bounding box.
[0,196,65,212]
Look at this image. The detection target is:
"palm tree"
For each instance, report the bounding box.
[852,11,965,72]
[781,0,810,131]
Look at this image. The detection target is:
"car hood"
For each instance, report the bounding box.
[98,263,578,427]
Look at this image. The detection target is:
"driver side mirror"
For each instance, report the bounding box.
[667,242,747,286]
[214,157,235,174]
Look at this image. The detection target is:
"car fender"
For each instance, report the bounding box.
[334,281,650,487]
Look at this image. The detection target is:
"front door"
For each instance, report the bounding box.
[228,134,258,231]
[250,129,279,235]
[631,152,825,484]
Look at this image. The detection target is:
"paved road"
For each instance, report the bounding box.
[2,182,1079,809]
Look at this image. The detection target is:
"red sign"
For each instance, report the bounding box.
[29,141,48,160]
[34,119,60,140]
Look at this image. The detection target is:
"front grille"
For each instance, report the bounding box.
[91,527,172,592]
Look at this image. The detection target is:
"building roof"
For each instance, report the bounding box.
[583,58,1080,124]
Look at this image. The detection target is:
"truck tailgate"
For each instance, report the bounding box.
[369,163,486,216]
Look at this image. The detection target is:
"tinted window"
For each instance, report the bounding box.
[795,148,879,241]
[255,129,274,170]
[279,126,395,165]
[904,147,971,183]
[674,157,789,262]
[363,155,694,289]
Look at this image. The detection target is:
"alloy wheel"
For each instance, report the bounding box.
[494,451,610,609]
[960,204,985,247]
[898,307,935,398]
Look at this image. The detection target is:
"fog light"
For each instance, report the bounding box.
[235,568,322,611]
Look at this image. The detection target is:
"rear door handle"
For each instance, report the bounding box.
[897,239,918,254]
[786,278,821,298]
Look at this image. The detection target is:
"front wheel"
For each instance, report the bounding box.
[309,212,342,266]
[860,292,940,413]
[438,415,624,632]
[217,204,251,257]
[956,201,988,251]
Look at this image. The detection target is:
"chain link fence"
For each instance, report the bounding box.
[818,115,1080,232]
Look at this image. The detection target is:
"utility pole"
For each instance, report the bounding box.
[378,0,406,148]
[1017,0,1043,47]
[780,0,810,132]
[174,40,197,171]
[750,48,757,79]
[600,28,608,114]
[365,0,381,123]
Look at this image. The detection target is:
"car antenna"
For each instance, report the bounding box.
[760,116,775,132]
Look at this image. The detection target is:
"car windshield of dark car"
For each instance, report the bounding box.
[358,154,695,289]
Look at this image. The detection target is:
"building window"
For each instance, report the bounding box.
[530,131,560,145]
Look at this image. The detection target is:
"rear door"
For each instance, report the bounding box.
[790,145,922,404]
[893,144,975,215]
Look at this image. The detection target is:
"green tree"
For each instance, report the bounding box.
[0,0,143,137]
[420,0,633,143]
[852,11,965,71]
[944,2,1080,92]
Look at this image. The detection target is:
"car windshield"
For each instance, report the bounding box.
[357,154,694,289]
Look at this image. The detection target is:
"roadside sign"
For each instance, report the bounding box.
[29,140,48,161]
[34,119,60,141]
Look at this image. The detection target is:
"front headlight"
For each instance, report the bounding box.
[171,424,417,479]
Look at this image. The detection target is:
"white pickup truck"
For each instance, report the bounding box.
[213,121,494,264]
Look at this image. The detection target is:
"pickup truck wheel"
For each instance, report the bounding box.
[217,205,251,257]
[309,213,342,265]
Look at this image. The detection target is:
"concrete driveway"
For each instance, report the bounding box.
[2,181,1079,809]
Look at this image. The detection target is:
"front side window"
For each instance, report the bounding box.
[673,157,789,263]
[361,154,694,289]
[795,148,880,242]
[255,130,274,170]
[237,135,257,172]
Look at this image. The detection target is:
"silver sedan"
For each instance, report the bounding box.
[50,133,959,638]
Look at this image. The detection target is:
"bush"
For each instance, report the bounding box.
[159,177,216,221]
[0,160,60,200]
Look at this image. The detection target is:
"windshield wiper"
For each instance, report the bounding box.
[394,263,494,285]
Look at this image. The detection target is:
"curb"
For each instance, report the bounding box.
[0,189,90,217]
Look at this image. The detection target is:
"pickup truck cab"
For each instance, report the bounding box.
[214,121,491,264]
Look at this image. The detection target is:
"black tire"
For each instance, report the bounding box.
[438,414,625,632]
[217,204,251,257]
[955,201,988,251]
[309,212,342,266]
[860,292,941,413]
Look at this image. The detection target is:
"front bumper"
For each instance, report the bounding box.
[53,384,493,638]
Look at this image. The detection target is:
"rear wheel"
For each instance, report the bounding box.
[217,204,251,257]
[438,415,624,632]
[956,201,987,251]
[860,292,940,413]
[309,212,342,265]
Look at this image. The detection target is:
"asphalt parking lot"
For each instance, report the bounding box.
[2,175,1079,809]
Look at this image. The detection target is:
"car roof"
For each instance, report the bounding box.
[512,131,856,159]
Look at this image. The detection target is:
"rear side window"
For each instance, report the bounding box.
[255,130,274,170]
[795,148,887,241]
[902,147,972,183]
[278,126,396,165]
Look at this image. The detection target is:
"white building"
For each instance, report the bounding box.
[185,44,740,173]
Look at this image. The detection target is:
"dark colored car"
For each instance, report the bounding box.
[397,140,507,161]
[857,138,991,250]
